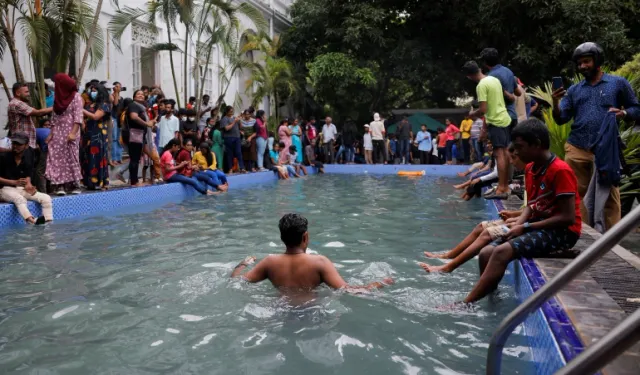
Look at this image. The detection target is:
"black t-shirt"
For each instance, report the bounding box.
[127,101,148,130]
[0,149,35,188]
[181,120,198,144]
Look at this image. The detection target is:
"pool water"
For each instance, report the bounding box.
[0,174,536,374]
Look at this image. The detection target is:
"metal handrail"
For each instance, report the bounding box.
[486,204,640,374]
[555,307,640,375]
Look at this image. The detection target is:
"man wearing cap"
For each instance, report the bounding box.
[7,83,53,150]
[0,132,53,225]
[552,42,640,231]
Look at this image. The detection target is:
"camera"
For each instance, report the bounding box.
[121,87,127,91]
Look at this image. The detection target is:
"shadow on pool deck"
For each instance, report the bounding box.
[501,196,640,375]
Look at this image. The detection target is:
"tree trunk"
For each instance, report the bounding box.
[77,0,104,82]
[0,70,12,100]
[183,25,189,107]
[197,43,214,114]
[274,91,279,119]
[1,15,25,83]
[166,25,181,109]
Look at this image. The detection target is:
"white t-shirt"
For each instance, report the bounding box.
[158,115,180,148]
[322,124,337,143]
[198,104,213,128]
[369,120,385,140]
[432,139,438,156]
[363,133,373,150]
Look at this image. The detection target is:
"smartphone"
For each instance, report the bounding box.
[552,77,563,90]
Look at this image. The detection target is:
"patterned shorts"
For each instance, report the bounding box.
[481,220,509,240]
[507,228,579,259]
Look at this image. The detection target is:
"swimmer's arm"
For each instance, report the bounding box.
[319,256,393,291]
[230,256,268,282]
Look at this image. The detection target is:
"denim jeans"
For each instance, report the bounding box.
[256,137,267,169]
[112,118,123,162]
[398,139,411,163]
[224,137,244,172]
[167,173,208,194]
[345,146,355,163]
[194,171,220,189]
[209,169,227,184]
[471,138,483,162]
[335,145,345,163]
[445,140,455,161]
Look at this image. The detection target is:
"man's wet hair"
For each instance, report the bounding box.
[279,213,308,247]
[479,48,500,66]
[511,118,550,149]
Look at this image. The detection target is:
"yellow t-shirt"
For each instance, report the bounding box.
[476,76,512,127]
[192,151,217,170]
[460,119,473,139]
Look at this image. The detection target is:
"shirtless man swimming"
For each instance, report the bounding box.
[230,213,393,291]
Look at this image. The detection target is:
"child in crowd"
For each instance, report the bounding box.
[288,145,308,176]
[419,145,527,273]
[463,119,581,304]
[269,142,298,179]
[363,125,373,164]
[305,139,325,173]
[388,134,397,164]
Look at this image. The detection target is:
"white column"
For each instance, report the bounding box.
[269,16,274,39]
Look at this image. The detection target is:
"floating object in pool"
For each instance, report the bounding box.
[324,241,345,248]
[398,170,425,176]
[150,340,164,347]
[180,314,206,322]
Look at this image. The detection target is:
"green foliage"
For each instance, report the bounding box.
[615,53,640,77]
[248,55,296,118]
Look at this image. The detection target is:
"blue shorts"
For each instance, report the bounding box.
[497,228,579,258]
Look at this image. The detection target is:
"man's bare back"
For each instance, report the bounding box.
[230,214,392,292]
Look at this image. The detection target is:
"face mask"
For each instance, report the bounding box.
[181,116,187,122]
[90,91,97,100]
[188,117,196,122]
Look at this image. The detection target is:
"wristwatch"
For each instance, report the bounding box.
[622,110,628,118]
[523,222,531,231]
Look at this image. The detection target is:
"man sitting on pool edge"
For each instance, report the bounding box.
[461,119,581,304]
[230,213,394,291]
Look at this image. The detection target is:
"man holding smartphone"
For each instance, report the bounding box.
[552,42,640,231]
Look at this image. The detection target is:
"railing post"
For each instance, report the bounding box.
[485,204,640,375]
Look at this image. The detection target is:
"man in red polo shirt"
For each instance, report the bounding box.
[463,118,581,304]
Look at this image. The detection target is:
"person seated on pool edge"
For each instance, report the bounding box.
[420,145,527,273]
[461,118,582,304]
[230,213,394,291]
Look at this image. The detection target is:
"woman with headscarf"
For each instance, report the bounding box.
[45,73,84,195]
[82,83,111,190]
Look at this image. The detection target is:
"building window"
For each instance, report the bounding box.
[132,45,141,90]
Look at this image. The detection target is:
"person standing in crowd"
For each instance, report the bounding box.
[127,89,157,186]
[45,74,83,195]
[388,134,398,164]
[7,83,53,149]
[160,139,213,195]
[430,131,439,164]
[240,109,257,172]
[395,117,412,165]
[110,82,124,165]
[179,109,199,148]
[306,116,318,144]
[416,124,432,164]
[370,113,386,164]
[321,117,337,164]
[211,117,225,173]
[157,101,179,156]
[0,132,53,225]
[436,128,447,164]
[470,113,484,162]
[276,118,291,164]
[479,48,521,127]
[35,118,51,193]
[553,42,640,231]
[290,118,303,164]
[363,124,373,164]
[444,119,460,165]
[342,120,357,164]
[305,139,325,173]
[220,106,245,173]
[193,141,229,192]
[255,110,268,171]
[81,83,110,190]
[464,60,512,199]
[460,115,473,163]
[198,95,213,136]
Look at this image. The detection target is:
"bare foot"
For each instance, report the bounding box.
[457,172,467,177]
[424,251,450,259]
[418,262,451,273]
[453,183,466,189]
[206,190,219,196]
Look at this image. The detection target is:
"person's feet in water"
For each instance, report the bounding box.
[418,262,451,273]
[424,251,450,259]
[453,183,467,190]
[457,171,468,177]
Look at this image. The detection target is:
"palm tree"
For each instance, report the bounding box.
[109,0,184,107]
[243,33,296,118]
[77,0,112,82]
[0,0,25,85]
[191,0,267,114]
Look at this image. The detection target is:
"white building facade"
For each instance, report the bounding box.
[0,0,292,136]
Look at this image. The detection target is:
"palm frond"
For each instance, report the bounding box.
[235,2,267,33]
[108,6,150,52]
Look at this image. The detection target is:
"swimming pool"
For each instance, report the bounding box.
[0,174,540,374]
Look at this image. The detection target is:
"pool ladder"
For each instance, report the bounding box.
[486,204,640,375]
